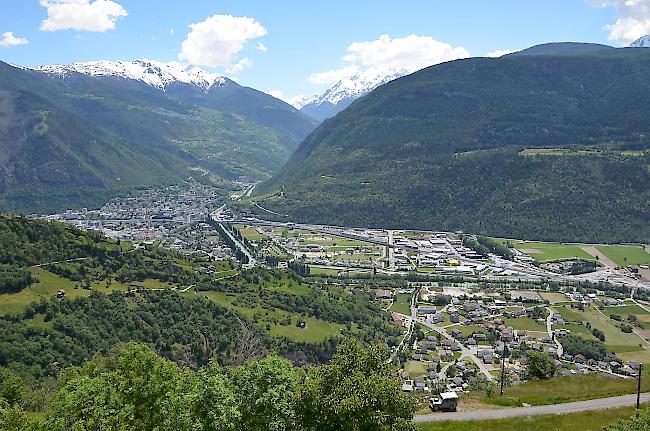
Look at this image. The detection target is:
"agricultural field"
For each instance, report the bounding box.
[418,404,644,431]
[554,304,647,355]
[596,245,650,266]
[509,241,594,262]
[494,237,650,267]
[234,224,267,241]
[538,291,569,304]
[309,267,343,276]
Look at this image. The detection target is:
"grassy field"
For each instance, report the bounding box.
[539,291,569,304]
[555,305,586,322]
[510,241,594,261]
[234,225,267,241]
[198,291,345,343]
[418,404,643,431]
[618,349,650,364]
[333,253,377,262]
[484,374,648,407]
[582,307,645,348]
[309,267,342,276]
[503,317,547,331]
[390,293,412,315]
[597,245,650,266]
[0,268,160,316]
[556,304,646,350]
[405,360,428,378]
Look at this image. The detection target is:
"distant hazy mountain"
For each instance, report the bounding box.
[258,43,650,243]
[299,69,406,121]
[630,35,650,48]
[0,59,316,213]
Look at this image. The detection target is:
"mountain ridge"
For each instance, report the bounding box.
[0,60,316,213]
[256,43,650,243]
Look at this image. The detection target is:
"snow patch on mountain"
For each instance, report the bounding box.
[288,95,317,110]
[629,35,650,48]
[34,59,228,91]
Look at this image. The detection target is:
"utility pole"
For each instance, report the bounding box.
[637,363,643,415]
[500,341,507,396]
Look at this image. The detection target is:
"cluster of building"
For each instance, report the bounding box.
[44,181,233,260]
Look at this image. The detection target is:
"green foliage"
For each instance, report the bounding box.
[0,370,24,407]
[526,350,556,379]
[463,235,513,259]
[22,341,415,431]
[432,294,452,306]
[191,362,240,431]
[295,338,417,431]
[0,215,117,267]
[592,328,606,342]
[230,355,300,431]
[559,334,607,360]
[42,343,237,431]
[604,406,650,431]
[0,399,30,431]
[0,215,201,294]
[0,290,243,378]
[259,46,650,243]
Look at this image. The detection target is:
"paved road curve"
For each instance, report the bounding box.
[414,392,650,422]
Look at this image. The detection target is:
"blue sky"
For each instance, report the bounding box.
[1,0,648,101]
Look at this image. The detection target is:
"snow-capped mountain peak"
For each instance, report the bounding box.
[34,59,228,91]
[299,68,407,121]
[313,68,406,107]
[629,35,650,48]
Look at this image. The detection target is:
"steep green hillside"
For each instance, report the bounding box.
[0,62,315,213]
[257,44,650,243]
[0,215,399,374]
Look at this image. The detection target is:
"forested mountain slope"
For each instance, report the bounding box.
[258,43,650,243]
[0,60,316,213]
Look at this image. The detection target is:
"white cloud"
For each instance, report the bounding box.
[268,90,284,99]
[40,0,127,32]
[178,14,266,71]
[591,0,650,44]
[169,28,174,35]
[0,32,29,47]
[225,57,252,74]
[346,34,470,71]
[308,34,469,85]
[256,42,267,52]
[486,49,517,57]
